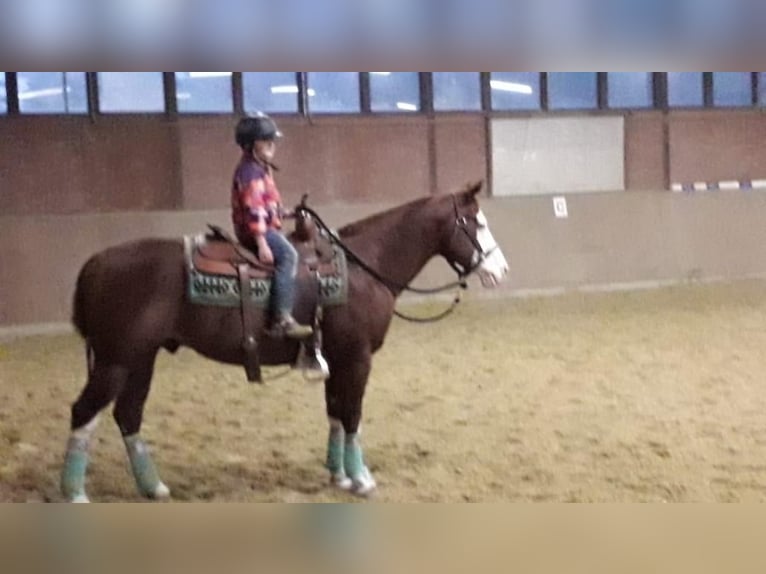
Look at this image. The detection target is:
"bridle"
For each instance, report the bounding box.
[445,193,498,279]
[295,194,496,322]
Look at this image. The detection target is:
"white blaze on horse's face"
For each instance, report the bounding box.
[475,210,508,288]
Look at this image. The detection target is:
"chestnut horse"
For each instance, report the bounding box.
[60,181,508,502]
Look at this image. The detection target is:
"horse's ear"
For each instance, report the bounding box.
[460,180,484,203]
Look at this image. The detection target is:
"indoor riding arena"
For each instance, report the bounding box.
[4,72,766,503]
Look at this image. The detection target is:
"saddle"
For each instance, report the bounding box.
[184,212,346,384]
[191,229,268,278]
[191,219,337,280]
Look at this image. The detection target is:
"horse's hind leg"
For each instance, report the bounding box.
[113,353,170,501]
[61,360,128,503]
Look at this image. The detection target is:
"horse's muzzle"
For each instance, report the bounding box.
[478,267,505,288]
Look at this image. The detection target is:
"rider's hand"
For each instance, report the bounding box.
[257,237,274,265]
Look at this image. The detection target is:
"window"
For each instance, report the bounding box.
[243,73,300,114]
[370,72,420,113]
[667,72,703,107]
[433,72,481,111]
[97,72,165,113]
[607,72,653,108]
[713,72,752,107]
[175,72,232,113]
[759,73,766,106]
[490,72,540,111]
[1,73,6,114]
[17,72,88,114]
[306,72,360,113]
[547,72,597,110]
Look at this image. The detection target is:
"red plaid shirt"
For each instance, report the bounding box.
[231,155,283,243]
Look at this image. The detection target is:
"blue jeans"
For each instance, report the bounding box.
[265,229,298,318]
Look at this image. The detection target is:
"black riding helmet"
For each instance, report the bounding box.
[235,112,283,151]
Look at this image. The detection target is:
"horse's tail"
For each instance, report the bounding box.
[72,260,97,376]
[71,259,92,339]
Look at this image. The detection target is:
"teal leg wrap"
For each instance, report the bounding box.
[343,436,366,479]
[124,436,162,498]
[61,441,89,501]
[326,432,345,474]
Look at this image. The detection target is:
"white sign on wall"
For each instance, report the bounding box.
[553,196,569,219]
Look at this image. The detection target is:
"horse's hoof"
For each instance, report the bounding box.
[350,468,377,498]
[330,472,353,491]
[70,494,90,504]
[150,482,171,500]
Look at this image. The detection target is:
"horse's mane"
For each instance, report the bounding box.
[337,181,482,239]
[338,196,433,238]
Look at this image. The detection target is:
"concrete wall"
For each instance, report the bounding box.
[490,191,766,291]
[3,110,766,327]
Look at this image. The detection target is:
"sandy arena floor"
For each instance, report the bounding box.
[3,281,766,502]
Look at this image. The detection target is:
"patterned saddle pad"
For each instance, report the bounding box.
[183,233,348,308]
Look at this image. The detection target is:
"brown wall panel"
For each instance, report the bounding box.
[276,116,431,205]
[433,115,488,195]
[669,110,766,184]
[624,112,666,190]
[0,117,90,214]
[176,115,432,210]
[177,117,234,210]
[0,116,181,215]
[2,112,679,219]
[85,117,182,212]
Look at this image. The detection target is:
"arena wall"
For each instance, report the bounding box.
[3,111,766,327]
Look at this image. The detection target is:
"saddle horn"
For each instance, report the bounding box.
[293,195,316,242]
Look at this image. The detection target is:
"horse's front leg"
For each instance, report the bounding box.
[324,354,377,497]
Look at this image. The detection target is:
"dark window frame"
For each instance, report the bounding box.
[6,72,20,114]
[0,72,763,119]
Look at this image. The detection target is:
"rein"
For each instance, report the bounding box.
[295,196,490,323]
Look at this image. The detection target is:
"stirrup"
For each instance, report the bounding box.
[294,343,330,382]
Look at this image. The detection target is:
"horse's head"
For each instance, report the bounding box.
[440,181,509,288]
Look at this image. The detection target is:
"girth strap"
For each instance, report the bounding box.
[237,263,262,383]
